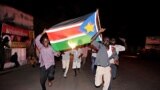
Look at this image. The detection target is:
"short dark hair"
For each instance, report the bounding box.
[103,36,110,41]
[40,33,48,44]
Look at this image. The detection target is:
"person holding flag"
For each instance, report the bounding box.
[90,28,118,90]
[35,29,60,90]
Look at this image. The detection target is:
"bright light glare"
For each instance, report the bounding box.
[68,41,77,49]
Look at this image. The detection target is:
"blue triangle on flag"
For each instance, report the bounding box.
[80,11,101,41]
[80,12,97,36]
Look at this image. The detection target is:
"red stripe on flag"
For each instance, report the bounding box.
[47,26,82,41]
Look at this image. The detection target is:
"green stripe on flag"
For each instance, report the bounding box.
[50,35,91,51]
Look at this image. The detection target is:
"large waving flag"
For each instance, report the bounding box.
[46,10,102,51]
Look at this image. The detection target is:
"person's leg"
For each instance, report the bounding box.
[64,60,70,77]
[73,69,77,76]
[40,66,47,90]
[108,79,112,90]
[62,60,66,72]
[108,64,114,90]
[112,64,117,79]
[47,65,55,82]
[14,60,20,67]
[47,65,55,87]
[103,67,111,90]
[91,56,96,73]
[72,62,77,76]
[77,61,81,73]
[95,66,103,87]
[81,57,85,67]
[82,57,87,66]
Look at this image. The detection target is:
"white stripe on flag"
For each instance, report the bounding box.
[46,22,83,33]
[50,33,86,43]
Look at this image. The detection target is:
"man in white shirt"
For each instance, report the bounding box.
[108,38,126,90]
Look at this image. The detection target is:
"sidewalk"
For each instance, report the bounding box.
[0,64,31,75]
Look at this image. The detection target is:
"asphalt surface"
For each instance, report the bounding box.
[0,55,160,90]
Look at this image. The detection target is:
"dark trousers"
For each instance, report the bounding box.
[91,56,97,74]
[40,65,55,90]
[81,57,87,67]
[108,64,118,90]
[110,64,118,79]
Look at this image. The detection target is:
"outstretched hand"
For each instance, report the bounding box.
[114,60,119,65]
[42,28,47,35]
[56,52,61,57]
[91,28,106,43]
[99,28,106,33]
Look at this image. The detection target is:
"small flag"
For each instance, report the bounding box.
[46,10,102,51]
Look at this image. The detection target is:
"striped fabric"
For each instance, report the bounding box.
[46,10,102,51]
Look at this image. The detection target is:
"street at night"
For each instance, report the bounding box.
[0,55,160,90]
[0,0,159,90]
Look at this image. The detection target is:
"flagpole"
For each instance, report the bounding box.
[96,9,103,41]
[96,9,101,29]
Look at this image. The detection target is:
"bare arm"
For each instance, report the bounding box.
[119,37,127,50]
[35,28,47,50]
[90,28,106,43]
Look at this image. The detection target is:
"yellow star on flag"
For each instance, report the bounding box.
[84,23,94,33]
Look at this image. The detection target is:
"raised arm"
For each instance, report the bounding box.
[35,29,46,50]
[119,37,127,50]
[90,28,106,43]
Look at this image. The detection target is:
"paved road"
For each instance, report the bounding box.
[0,56,160,90]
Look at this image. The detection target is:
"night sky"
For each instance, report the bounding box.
[0,0,159,47]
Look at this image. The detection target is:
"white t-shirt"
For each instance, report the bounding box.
[72,48,82,62]
[110,44,125,64]
[62,50,71,60]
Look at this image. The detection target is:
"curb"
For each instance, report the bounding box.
[0,64,29,75]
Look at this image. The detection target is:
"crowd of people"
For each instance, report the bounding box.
[0,27,126,90]
[34,27,126,90]
[0,28,126,90]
